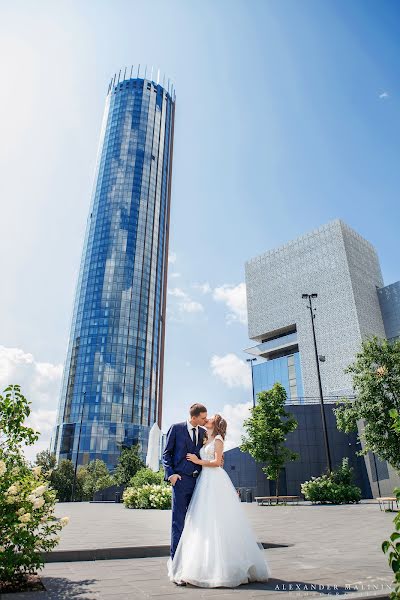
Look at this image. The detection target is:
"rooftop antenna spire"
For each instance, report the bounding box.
[117,69,121,83]
[123,66,127,80]
[137,64,140,78]
[130,65,133,78]
[157,68,160,85]
[144,65,147,79]
[150,65,153,82]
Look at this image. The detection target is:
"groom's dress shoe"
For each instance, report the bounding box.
[174,580,187,586]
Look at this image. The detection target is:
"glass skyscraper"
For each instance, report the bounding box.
[53,70,175,469]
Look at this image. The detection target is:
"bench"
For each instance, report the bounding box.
[376,496,399,511]
[255,495,300,506]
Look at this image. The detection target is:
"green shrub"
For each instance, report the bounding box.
[0,460,69,583]
[381,486,400,600]
[381,408,400,600]
[129,467,165,488]
[123,483,171,509]
[0,384,69,585]
[301,458,361,504]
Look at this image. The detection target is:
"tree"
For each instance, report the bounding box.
[79,459,115,500]
[240,383,299,497]
[381,409,400,600]
[49,459,75,502]
[34,449,56,477]
[114,444,145,486]
[334,337,400,473]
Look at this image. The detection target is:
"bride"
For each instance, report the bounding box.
[167,414,272,587]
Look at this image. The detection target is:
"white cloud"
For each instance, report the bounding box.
[168,287,187,298]
[219,400,253,450]
[181,300,204,313]
[192,282,212,294]
[167,287,204,317]
[210,353,251,389]
[213,282,247,325]
[0,345,63,463]
[379,91,389,99]
[170,272,181,279]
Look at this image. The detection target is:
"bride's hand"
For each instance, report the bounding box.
[186,453,200,464]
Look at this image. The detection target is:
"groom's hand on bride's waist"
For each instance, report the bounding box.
[168,474,182,486]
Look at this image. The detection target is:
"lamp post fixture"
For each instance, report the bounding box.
[301,293,332,473]
[71,393,85,502]
[246,357,257,408]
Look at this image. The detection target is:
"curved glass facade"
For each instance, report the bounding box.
[53,75,175,469]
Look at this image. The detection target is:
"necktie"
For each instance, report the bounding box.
[192,427,197,445]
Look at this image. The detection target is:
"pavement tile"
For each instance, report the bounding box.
[1,502,396,600]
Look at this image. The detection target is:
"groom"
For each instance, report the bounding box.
[162,403,208,565]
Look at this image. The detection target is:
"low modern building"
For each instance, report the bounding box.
[223,403,374,500]
[232,219,400,498]
[378,281,400,343]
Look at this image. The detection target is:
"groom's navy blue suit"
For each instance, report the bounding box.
[162,422,206,559]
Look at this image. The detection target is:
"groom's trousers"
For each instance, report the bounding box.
[171,474,197,559]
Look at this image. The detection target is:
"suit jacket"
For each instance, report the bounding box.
[162,422,206,481]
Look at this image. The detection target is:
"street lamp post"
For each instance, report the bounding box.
[246,357,257,408]
[371,450,382,497]
[301,293,332,473]
[71,394,85,502]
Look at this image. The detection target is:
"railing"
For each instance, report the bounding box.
[285,395,356,405]
[245,332,298,356]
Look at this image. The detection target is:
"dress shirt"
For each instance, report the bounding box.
[187,419,199,445]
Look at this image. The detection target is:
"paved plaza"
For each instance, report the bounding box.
[2,500,397,600]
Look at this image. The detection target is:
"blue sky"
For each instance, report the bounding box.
[0,0,399,458]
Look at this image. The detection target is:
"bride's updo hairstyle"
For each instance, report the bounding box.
[212,414,227,440]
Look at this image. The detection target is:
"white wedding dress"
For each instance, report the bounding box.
[167,435,272,587]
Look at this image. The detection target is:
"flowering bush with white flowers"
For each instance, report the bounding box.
[0,384,69,586]
[123,483,171,509]
[301,457,361,504]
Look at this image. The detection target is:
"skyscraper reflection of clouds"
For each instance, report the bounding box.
[53,72,175,469]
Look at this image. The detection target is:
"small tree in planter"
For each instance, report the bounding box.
[0,385,69,591]
[240,383,299,499]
